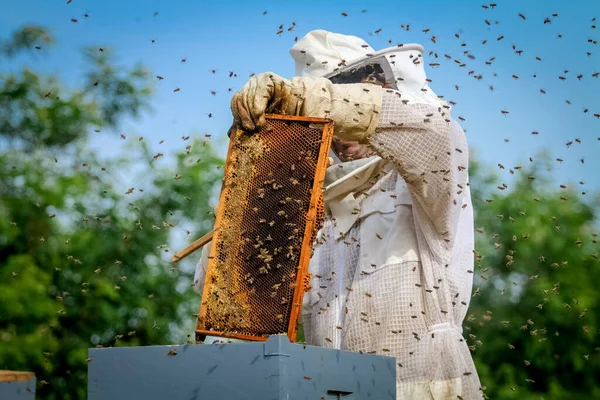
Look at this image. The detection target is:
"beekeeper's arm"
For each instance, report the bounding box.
[231,73,467,258]
[193,243,211,294]
[368,90,469,261]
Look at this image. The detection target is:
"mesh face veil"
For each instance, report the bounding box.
[324,46,444,108]
[328,62,390,86]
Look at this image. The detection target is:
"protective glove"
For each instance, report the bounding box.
[229,72,291,133]
[229,72,383,144]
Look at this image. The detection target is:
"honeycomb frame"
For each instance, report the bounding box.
[196,114,334,343]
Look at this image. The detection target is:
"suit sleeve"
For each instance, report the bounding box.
[368,89,470,262]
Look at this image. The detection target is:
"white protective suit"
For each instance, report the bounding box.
[195,30,483,399]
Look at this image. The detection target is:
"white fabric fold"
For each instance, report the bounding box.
[322,155,388,238]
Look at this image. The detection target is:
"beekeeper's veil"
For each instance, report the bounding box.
[290,29,444,108]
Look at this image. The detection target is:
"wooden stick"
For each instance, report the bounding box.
[171,230,214,262]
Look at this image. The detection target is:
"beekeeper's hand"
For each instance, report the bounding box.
[229,72,383,143]
[229,72,291,134]
[331,139,375,162]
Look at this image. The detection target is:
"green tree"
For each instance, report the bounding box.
[0,26,223,399]
[467,152,600,399]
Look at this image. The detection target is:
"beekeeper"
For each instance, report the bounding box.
[195,29,483,399]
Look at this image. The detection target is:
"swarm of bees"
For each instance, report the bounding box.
[11,1,598,396]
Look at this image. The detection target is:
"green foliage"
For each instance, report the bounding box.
[468,153,600,399]
[0,25,153,149]
[0,26,223,399]
[0,25,53,57]
[82,47,154,129]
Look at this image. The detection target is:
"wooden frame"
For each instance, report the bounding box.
[195,114,334,343]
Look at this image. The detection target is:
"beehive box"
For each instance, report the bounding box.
[87,335,396,400]
[197,115,333,342]
[0,371,36,399]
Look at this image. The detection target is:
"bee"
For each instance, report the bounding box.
[165,348,178,356]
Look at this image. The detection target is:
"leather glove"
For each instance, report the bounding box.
[229,72,383,144]
[229,73,291,133]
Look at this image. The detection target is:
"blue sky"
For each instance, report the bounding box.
[1,0,599,196]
